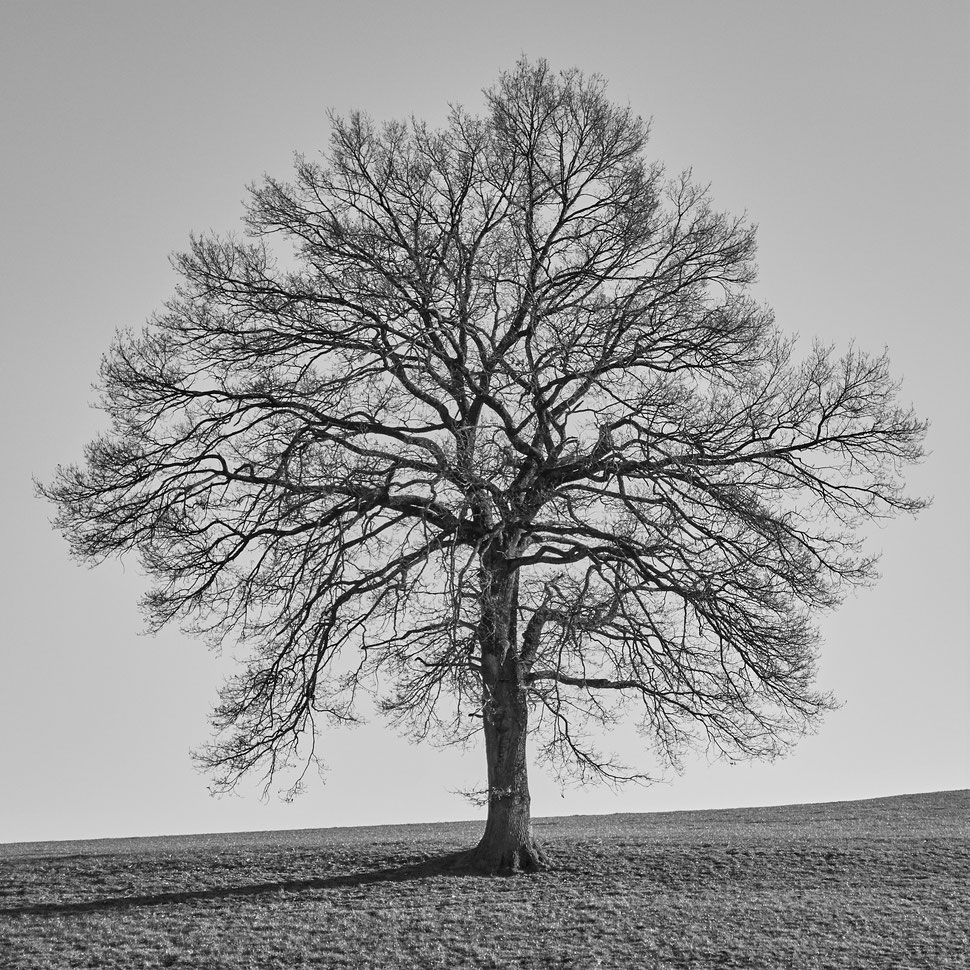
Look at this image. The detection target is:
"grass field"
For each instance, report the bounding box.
[1,790,966,969]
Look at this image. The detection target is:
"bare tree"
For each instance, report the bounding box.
[41,59,926,872]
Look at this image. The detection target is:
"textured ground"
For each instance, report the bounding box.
[1,790,967,968]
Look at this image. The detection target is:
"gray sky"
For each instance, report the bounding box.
[2,0,967,844]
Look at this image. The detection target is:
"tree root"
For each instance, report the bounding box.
[453,838,550,876]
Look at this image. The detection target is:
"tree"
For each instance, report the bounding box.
[42,59,926,873]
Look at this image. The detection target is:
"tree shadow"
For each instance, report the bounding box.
[1,851,485,917]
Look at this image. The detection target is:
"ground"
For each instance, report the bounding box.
[1,790,967,968]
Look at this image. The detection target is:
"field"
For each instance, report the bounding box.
[1,790,966,969]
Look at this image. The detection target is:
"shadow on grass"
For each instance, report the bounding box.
[1,851,484,917]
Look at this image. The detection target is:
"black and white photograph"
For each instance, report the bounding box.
[1,1,967,966]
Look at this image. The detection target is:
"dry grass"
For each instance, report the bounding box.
[1,790,967,968]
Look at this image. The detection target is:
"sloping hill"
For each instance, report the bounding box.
[2,790,967,968]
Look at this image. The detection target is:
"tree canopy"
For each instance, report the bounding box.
[43,59,927,871]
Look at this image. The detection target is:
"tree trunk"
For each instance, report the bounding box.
[466,661,547,874]
[462,540,547,874]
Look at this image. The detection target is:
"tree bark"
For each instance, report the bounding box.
[466,657,547,874]
[459,540,547,873]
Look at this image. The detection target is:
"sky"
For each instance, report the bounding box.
[1,0,967,845]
